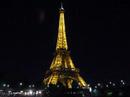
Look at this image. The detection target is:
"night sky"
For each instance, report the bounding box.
[0,0,130,84]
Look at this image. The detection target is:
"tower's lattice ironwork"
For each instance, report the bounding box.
[43,4,88,89]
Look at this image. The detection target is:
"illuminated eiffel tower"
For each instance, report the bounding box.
[43,3,88,89]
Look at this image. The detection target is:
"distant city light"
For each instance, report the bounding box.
[8,90,12,93]
[20,83,23,86]
[36,91,38,95]
[106,85,109,88]
[7,84,10,87]
[97,83,101,86]
[87,84,90,87]
[57,85,60,88]
[89,87,92,92]
[24,92,27,96]
[94,86,97,88]
[38,90,42,94]
[122,82,125,85]
[109,81,112,84]
[29,85,31,88]
[32,84,35,87]
[28,90,33,95]
[112,83,115,86]
[121,80,124,83]
[120,80,125,85]
[20,91,23,93]
[3,84,6,87]
[0,80,128,97]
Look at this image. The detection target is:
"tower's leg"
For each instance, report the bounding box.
[67,79,73,88]
[77,75,87,88]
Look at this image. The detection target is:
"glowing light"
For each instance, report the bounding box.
[20,83,23,86]
[121,80,124,83]
[20,91,23,93]
[109,81,112,84]
[89,87,92,92]
[112,83,115,86]
[94,86,97,88]
[87,84,90,87]
[97,83,101,86]
[38,91,42,94]
[36,91,38,95]
[120,80,125,85]
[56,8,68,50]
[29,85,31,88]
[7,84,10,87]
[122,82,125,85]
[3,84,6,87]
[24,92,27,96]
[29,90,33,95]
[93,89,98,94]
[106,85,109,88]
[8,91,12,93]
[32,84,35,87]
[57,85,60,87]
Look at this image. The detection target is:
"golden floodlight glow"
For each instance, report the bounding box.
[43,3,88,89]
[56,9,68,50]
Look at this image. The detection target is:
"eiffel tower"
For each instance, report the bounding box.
[43,3,88,89]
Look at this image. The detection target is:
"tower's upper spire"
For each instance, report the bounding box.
[56,2,68,50]
[60,2,64,10]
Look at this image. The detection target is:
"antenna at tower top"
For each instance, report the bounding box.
[60,1,64,10]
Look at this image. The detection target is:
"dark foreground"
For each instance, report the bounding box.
[0,85,129,97]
